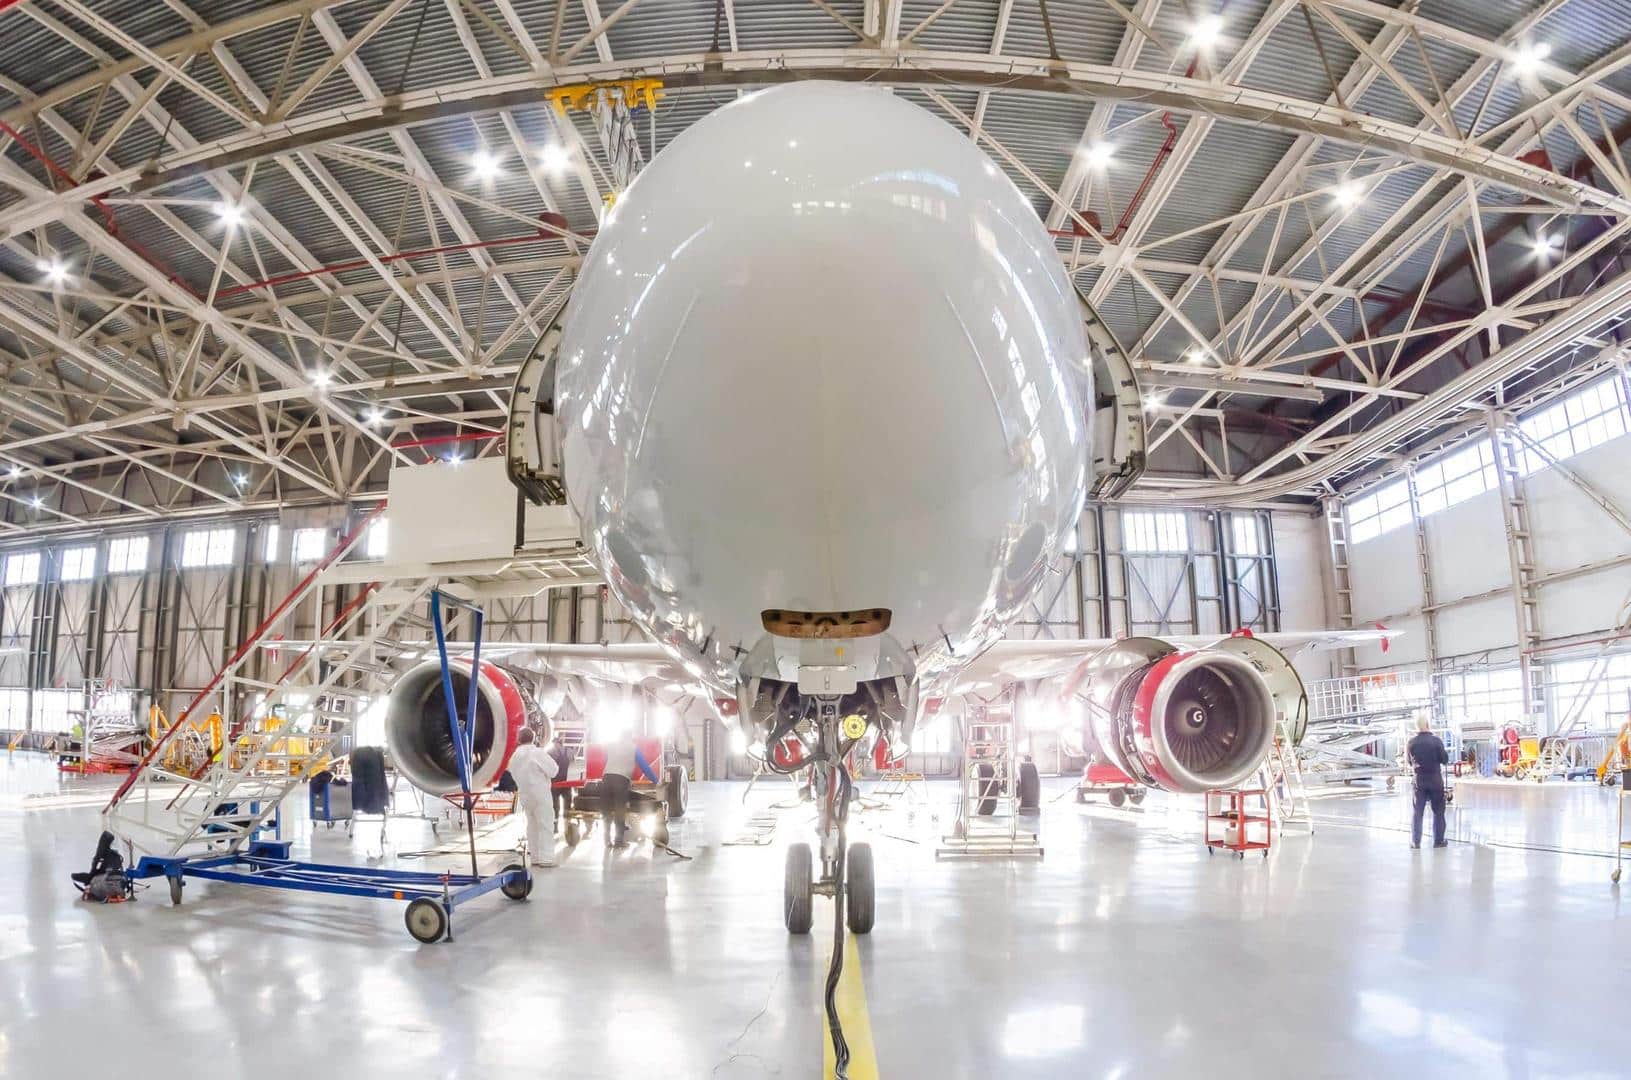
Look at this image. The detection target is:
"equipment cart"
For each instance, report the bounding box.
[1205,788,1272,858]
[1614,771,1631,884]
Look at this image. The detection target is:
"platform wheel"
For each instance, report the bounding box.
[1075,788,1087,804]
[1613,868,1623,884]
[1236,851,1245,860]
[499,863,533,901]
[1128,789,1146,805]
[1108,788,1126,808]
[405,898,448,943]
[565,820,581,847]
[784,842,814,935]
[1206,846,1213,856]
[168,876,184,906]
[846,843,876,935]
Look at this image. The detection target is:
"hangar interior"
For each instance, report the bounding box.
[3,0,1631,1077]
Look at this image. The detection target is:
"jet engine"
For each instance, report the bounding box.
[1066,634,1304,793]
[384,659,531,795]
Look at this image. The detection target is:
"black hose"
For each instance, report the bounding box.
[823,763,854,1078]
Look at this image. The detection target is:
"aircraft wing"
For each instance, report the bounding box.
[262,638,692,688]
[952,627,1397,691]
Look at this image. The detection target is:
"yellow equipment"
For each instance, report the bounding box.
[1597,720,1631,785]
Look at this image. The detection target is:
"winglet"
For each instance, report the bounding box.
[1375,621,1390,653]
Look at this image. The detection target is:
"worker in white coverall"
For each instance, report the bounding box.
[507,728,558,867]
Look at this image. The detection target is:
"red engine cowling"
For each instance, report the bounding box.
[385,659,530,795]
[1073,637,1291,793]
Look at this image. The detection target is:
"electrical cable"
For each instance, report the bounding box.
[823,762,854,1079]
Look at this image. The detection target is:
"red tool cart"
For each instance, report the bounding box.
[1205,788,1272,859]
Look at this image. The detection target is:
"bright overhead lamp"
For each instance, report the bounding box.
[30,495,42,509]
[1331,178,1365,209]
[447,451,462,465]
[309,369,332,389]
[36,257,71,286]
[7,465,21,479]
[1143,393,1166,412]
[1080,142,1115,170]
[1532,232,1561,259]
[216,201,245,228]
[231,473,248,490]
[364,407,385,425]
[1184,347,1211,365]
[470,148,502,181]
[1189,14,1224,50]
[538,143,570,174]
[1512,41,1551,76]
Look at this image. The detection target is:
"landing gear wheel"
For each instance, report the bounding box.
[1128,789,1146,805]
[975,763,997,816]
[1017,762,1041,813]
[499,863,533,901]
[565,821,581,847]
[1108,788,1127,808]
[405,898,448,943]
[784,842,814,935]
[664,765,689,820]
[168,876,183,906]
[846,843,876,935]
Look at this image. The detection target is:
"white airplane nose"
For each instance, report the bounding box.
[557,82,1090,680]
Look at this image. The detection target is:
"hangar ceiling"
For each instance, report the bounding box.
[1,0,1630,533]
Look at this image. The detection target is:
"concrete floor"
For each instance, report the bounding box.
[4,755,1629,1079]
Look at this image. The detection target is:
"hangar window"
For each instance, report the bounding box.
[58,546,96,582]
[180,527,235,568]
[291,527,327,564]
[262,523,280,562]
[1413,440,1497,517]
[364,518,388,559]
[107,536,149,574]
[4,552,40,587]
[1548,655,1631,734]
[1122,511,1189,553]
[1518,375,1629,474]
[1439,666,1524,733]
[32,688,84,734]
[1229,515,1263,556]
[1346,478,1412,543]
[0,689,27,730]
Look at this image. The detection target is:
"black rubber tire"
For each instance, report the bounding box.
[1128,789,1146,805]
[846,843,876,935]
[1017,762,1041,812]
[404,898,448,943]
[1075,788,1087,804]
[168,876,183,906]
[975,762,998,816]
[665,765,689,820]
[565,820,581,846]
[784,843,813,935]
[499,862,533,901]
[1107,788,1127,808]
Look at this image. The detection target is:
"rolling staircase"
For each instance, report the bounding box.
[937,703,1042,858]
[102,510,437,858]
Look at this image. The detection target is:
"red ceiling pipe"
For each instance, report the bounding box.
[216,212,587,299]
[0,118,200,297]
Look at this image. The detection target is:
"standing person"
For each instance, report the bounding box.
[600,734,659,848]
[507,728,559,867]
[549,732,575,834]
[1407,715,1450,849]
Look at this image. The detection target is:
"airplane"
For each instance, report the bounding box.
[358,79,1392,1069]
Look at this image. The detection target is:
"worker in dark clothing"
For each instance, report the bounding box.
[601,735,659,848]
[549,733,575,833]
[1407,715,1450,849]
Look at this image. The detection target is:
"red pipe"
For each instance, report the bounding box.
[0,118,199,297]
[391,431,501,451]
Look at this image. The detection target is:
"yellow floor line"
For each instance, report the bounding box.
[822,930,880,1080]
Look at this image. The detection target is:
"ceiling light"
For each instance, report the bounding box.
[1532,232,1561,258]
[1189,14,1224,50]
[447,452,462,465]
[470,149,502,181]
[1331,178,1365,209]
[7,465,21,479]
[1512,41,1551,76]
[310,369,332,389]
[30,495,42,509]
[1143,393,1166,412]
[538,143,570,174]
[216,202,245,228]
[1185,347,1211,365]
[231,473,248,489]
[364,407,385,425]
[36,257,70,286]
[1081,142,1115,170]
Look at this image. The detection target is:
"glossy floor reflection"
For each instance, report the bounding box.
[4,755,1627,1079]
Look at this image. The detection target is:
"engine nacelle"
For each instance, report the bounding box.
[385,659,530,795]
[1070,637,1296,793]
